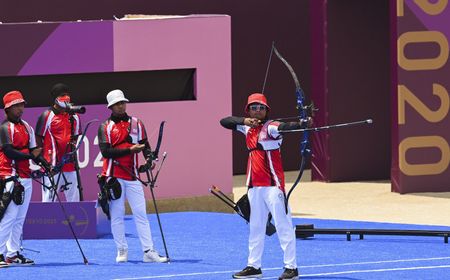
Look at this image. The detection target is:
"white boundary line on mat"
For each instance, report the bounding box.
[112,256,450,280]
[261,264,450,279]
[300,256,450,268]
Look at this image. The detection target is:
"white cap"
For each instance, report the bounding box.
[106,89,129,108]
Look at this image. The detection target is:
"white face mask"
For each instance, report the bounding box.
[55,95,71,108]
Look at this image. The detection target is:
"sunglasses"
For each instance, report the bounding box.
[249,104,267,111]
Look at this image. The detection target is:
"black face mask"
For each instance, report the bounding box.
[110,113,129,123]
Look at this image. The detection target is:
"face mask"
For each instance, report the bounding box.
[55,95,71,108]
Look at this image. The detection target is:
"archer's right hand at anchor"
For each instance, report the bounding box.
[243,118,261,128]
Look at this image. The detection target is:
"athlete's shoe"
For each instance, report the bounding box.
[143,249,168,263]
[278,268,299,280]
[232,266,263,279]
[116,248,128,263]
[5,252,34,265]
[0,254,9,268]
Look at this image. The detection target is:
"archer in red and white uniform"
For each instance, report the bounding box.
[221,93,310,280]
[35,84,81,202]
[0,91,47,267]
[98,89,167,264]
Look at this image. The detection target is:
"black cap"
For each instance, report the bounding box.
[51,83,70,99]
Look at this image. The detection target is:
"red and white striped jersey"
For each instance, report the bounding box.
[98,116,147,180]
[35,108,81,172]
[237,121,285,192]
[0,119,36,178]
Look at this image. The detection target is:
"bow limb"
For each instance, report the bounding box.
[272,45,311,202]
[139,120,165,183]
[272,46,301,92]
[151,121,166,161]
[74,119,99,153]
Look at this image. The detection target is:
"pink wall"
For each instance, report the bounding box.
[112,16,232,198]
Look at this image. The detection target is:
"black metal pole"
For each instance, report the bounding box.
[69,114,83,201]
[47,169,88,264]
[145,154,170,262]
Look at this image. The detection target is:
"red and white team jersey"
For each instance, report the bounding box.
[98,116,147,180]
[0,119,36,178]
[35,108,81,172]
[237,121,285,192]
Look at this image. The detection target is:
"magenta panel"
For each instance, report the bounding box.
[18,21,114,75]
[393,1,450,193]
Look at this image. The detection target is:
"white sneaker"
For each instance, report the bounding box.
[0,254,9,268]
[116,248,128,263]
[143,249,168,263]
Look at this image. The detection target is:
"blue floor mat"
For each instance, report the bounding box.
[3,212,450,279]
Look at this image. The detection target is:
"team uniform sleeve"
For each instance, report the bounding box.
[268,120,308,139]
[74,114,82,136]
[0,123,12,147]
[0,123,34,160]
[3,144,33,160]
[97,122,109,145]
[137,119,148,142]
[220,116,249,135]
[220,116,245,129]
[136,120,152,159]
[268,121,282,139]
[277,120,308,134]
[98,122,131,159]
[35,111,49,137]
[27,125,37,149]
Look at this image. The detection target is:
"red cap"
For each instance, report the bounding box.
[3,91,26,109]
[245,93,270,111]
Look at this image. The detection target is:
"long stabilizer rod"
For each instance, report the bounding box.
[279,119,373,133]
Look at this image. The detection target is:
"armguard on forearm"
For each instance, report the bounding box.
[278,121,307,132]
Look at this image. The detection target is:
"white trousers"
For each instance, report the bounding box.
[42,171,80,202]
[110,178,154,252]
[247,186,297,269]
[0,178,32,257]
